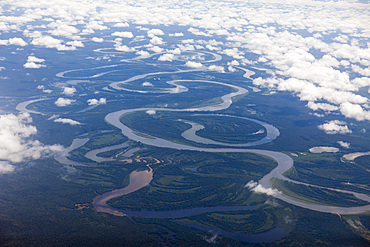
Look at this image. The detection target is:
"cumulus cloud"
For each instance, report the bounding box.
[23,62,45,69]
[37,85,52,93]
[136,50,150,58]
[48,22,79,38]
[0,161,15,174]
[169,48,181,54]
[208,65,225,73]
[0,113,63,173]
[147,29,164,37]
[1,0,370,124]
[112,31,134,38]
[62,87,76,96]
[150,36,164,45]
[31,35,76,51]
[0,38,27,46]
[142,82,153,87]
[146,110,156,115]
[337,141,350,149]
[340,102,370,121]
[185,61,202,68]
[318,120,352,135]
[115,45,134,52]
[55,98,75,107]
[54,118,81,125]
[148,46,163,53]
[306,102,338,112]
[222,48,243,59]
[245,180,281,196]
[66,40,84,48]
[158,53,174,61]
[27,56,45,63]
[92,37,104,43]
[113,23,129,27]
[23,56,45,69]
[228,60,240,66]
[87,98,106,105]
[169,32,184,37]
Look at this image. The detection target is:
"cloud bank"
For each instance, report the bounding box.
[0,0,369,127]
[0,113,63,173]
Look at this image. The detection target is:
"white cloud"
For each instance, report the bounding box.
[112,31,134,38]
[0,161,15,174]
[0,113,63,173]
[92,37,104,43]
[222,48,243,59]
[115,45,134,52]
[148,46,163,53]
[37,85,53,93]
[62,87,76,96]
[0,38,27,46]
[178,44,195,51]
[54,118,81,125]
[337,141,350,149]
[169,48,181,54]
[87,98,106,105]
[245,180,281,196]
[48,22,79,38]
[318,120,352,135]
[306,102,338,112]
[67,40,84,48]
[228,60,240,66]
[158,53,174,62]
[169,32,184,37]
[27,56,45,63]
[11,38,28,46]
[146,110,156,115]
[136,50,150,58]
[340,102,370,121]
[150,36,164,45]
[1,0,370,124]
[31,35,76,51]
[142,82,153,87]
[147,29,164,37]
[23,62,45,69]
[24,55,45,68]
[55,98,75,107]
[188,27,210,37]
[113,23,129,27]
[208,65,225,73]
[85,21,107,31]
[185,61,202,68]
[228,66,236,72]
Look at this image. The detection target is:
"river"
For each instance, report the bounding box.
[54,51,370,243]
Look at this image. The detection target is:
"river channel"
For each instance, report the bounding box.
[53,51,370,243]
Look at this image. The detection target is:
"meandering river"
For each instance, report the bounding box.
[52,51,370,243]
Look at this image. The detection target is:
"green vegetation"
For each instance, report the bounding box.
[272,178,369,207]
[120,111,190,144]
[108,149,277,211]
[2,46,370,246]
[120,111,267,146]
[354,155,370,171]
[192,115,266,144]
[284,153,370,195]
